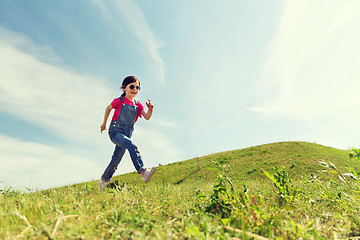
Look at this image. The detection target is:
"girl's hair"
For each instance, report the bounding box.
[121,76,140,97]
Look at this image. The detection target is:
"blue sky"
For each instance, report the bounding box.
[1,0,360,190]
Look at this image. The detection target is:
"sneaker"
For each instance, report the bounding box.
[141,167,157,183]
[98,180,107,190]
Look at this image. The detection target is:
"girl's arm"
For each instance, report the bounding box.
[142,99,154,120]
[100,104,113,133]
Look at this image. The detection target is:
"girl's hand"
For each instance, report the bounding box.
[100,123,107,133]
[146,99,154,110]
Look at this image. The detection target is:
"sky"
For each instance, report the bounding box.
[1,0,360,191]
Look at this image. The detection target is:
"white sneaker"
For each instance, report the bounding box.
[141,167,157,183]
[98,180,107,190]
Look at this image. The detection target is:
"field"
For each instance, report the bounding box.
[1,141,360,239]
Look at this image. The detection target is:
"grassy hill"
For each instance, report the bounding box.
[2,141,360,239]
[103,141,359,186]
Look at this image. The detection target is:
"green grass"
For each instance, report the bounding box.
[1,141,360,239]
[111,141,360,185]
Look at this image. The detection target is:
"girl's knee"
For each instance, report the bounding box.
[123,139,137,149]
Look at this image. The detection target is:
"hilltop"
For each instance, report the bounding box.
[99,141,359,187]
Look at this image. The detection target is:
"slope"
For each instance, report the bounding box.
[104,141,359,186]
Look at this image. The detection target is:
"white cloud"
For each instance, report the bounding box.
[0,27,179,190]
[92,0,166,83]
[0,36,112,147]
[0,134,100,190]
[244,0,360,150]
[250,1,360,122]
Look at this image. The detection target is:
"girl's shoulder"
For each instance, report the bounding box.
[113,97,123,103]
[111,97,124,108]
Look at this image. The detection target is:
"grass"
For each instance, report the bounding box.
[1,141,360,239]
[112,141,360,185]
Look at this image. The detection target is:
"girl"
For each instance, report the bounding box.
[99,76,156,190]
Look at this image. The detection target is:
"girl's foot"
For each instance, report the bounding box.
[98,179,107,190]
[140,167,157,183]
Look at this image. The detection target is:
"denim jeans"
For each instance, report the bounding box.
[101,121,145,182]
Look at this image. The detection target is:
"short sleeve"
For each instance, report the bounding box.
[111,98,121,108]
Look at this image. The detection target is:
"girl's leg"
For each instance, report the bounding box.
[101,145,126,182]
[110,133,145,173]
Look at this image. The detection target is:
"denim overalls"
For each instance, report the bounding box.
[101,97,145,182]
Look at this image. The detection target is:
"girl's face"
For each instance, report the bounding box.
[123,81,140,99]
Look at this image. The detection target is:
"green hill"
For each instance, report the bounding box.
[100,141,360,186]
[2,141,360,239]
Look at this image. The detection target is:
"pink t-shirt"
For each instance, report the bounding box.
[111,97,145,122]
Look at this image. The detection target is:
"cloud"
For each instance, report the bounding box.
[0,134,100,190]
[244,0,360,149]
[0,27,179,189]
[0,31,113,147]
[250,1,360,121]
[92,0,166,84]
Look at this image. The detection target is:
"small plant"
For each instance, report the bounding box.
[196,161,236,218]
[319,161,358,189]
[0,186,21,197]
[349,148,360,159]
[263,166,299,205]
[196,161,267,230]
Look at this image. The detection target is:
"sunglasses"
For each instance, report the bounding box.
[129,85,141,90]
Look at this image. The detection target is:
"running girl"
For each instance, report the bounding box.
[99,76,156,190]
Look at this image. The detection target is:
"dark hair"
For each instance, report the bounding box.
[121,76,140,97]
